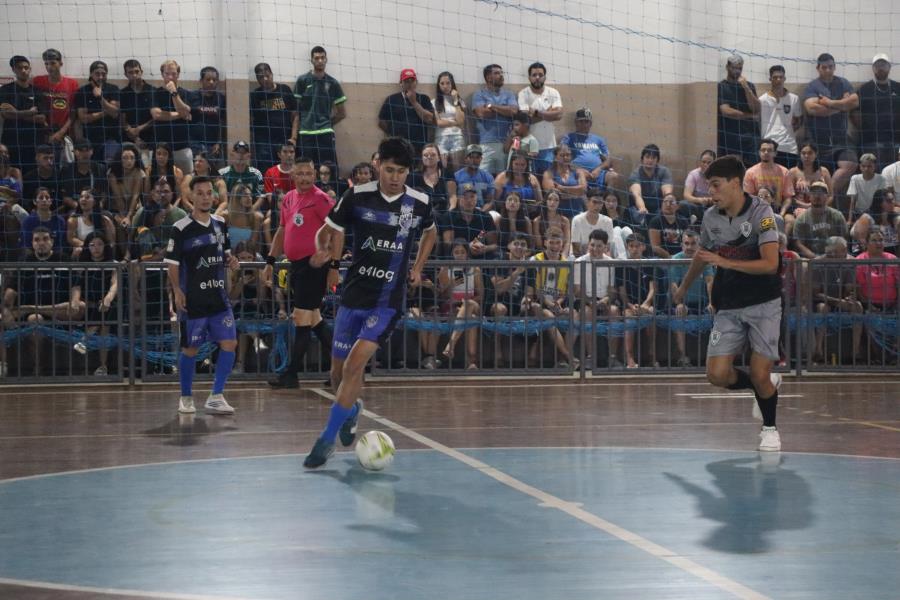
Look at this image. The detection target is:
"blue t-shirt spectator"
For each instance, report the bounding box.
[471,88,517,143]
[669,251,714,309]
[627,165,673,214]
[454,167,494,208]
[561,132,609,172]
[802,76,855,148]
[21,213,67,253]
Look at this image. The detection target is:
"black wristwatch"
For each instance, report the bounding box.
[329,259,340,270]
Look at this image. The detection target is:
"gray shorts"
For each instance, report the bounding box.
[707,297,782,360]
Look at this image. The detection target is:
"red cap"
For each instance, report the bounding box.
[400,68,417,82]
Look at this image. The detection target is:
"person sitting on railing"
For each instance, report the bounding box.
[439,239,484,370]
[616,232,658,369]
[812,236,862,364]
[70,231,117,376]
[523,225,575,369]
[573,229,621,369]
[3,226,82,376]
[489,232,532,367]
[668,230,714,368]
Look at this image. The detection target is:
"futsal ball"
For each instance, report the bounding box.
[355,430,396,471]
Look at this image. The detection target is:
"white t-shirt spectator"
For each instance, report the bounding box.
[517,86,563,151]
[574,253,614,300]
[847,173,887,213]
[758,91,801,155]
[570,212,616,257]
[881,160,900,192]
[432,95,463,139]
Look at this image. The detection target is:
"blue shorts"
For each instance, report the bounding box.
[332,306,401,360]
[179,309,237,348]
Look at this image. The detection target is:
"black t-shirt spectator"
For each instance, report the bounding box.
[249,84,297,145]
[615,262,659,305]
[14,252,71,306]
[189,90,227,148]
[409,170,452,214]
[647,214,691,257]
[0,82,44,164]
[74,83,121,145]
[153,87,191,150]
[119,82,156,144]
[856,79,900,147]
[717,79,759,154]
[22,169,62,212]
[59,161,108,205]
[443,208,496,243]
[378,93,434,151]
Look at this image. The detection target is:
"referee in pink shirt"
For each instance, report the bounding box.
[263,157,338,388]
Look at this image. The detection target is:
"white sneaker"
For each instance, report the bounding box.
[94,365,108,376]
[73,342,87,355]
[758,426,781,452]
[753,372,782,421]
[204,394,235,415]
[178,396,196,414]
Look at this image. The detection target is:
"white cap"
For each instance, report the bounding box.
[872,53,891,65]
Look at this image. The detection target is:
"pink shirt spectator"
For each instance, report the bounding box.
[855,251,899,307]
[280,186,334,260]
[684,167,710,197]
[744,162,795,208]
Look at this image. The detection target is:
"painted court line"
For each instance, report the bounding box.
[0,577,259,600]
[675,393,803,398]
[311,388,771,600]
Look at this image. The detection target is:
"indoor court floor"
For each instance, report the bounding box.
[0,376,898,600]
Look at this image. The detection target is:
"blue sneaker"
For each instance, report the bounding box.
[339,400,363,447]
[303,437,335,468]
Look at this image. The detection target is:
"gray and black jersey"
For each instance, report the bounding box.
[700,194,782,310]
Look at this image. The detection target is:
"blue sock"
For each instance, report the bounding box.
[213,350,235,394]
[179,353,197,396]
[321,402,357,443]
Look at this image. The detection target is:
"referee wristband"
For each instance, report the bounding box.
[329,259,341,270]
[265,255,276,265]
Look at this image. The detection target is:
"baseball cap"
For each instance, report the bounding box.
[873,53,891,65]
[465,144,483,156]
[575,108,593,121]
[400,68,417,82]
[233,140,251,152]
[809,181,829,192]
[461,183,477,194]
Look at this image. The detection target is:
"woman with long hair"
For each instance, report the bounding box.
[542,144,587,219]
[598,189,638,258]
[218,183,261,247]
[532,190,571,255]
[433,71,466,170]
[108,143,145,226]
[316,160,346,199]
[790,141,833,198]
[71,231,118,376]
[494,152,543,217]
[181,151,227,211]
[851,188,900,254]
[410,143,452,214]
[67,188,116,260]
[494,191,534,251]
[144,142,183,199]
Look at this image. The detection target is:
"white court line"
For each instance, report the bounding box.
[0,577,260,600]
[675,393,804,398]
[310,388,771,600]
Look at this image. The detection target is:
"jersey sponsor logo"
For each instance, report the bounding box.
[192,238,204,247]
[740,221,753,237]
[197,255,224,269]
[293,213,304,226]
[199,278,225,290]
[334,339,352,352]
[361,237,404,253]
[760,216,776,233]
[223,315,234,327]
[357,265,395,282]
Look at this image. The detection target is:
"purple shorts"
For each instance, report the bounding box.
[332,306,400,360]
[179,309,237,348]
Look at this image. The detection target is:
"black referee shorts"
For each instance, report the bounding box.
[289,257,330,311]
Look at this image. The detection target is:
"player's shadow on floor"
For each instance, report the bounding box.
[665,456,814,554]
[141,414,238,446]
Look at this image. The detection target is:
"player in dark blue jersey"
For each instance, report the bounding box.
[165,176,240,415]
[303,137,437,467]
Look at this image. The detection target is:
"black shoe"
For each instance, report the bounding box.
[339,400,363,447]
[303,437,335,468]
[268,372,299,389]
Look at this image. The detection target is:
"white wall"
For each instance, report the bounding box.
[0,0,897,85]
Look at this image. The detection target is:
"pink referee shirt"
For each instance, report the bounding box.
[280,186,335,260]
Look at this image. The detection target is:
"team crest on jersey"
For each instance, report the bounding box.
[398,204,415,232]
[740,221,752,237]
[223,316,234,327]
[293,213,304,226]
[366,314,379,329]
[216,232,226,245]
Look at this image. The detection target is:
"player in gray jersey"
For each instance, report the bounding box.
[673,155,784,451]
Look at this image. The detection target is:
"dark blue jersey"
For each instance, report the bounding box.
[164,214,231,318]
[326,181,434,310]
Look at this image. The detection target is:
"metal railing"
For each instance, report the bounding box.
[0,257,897,384]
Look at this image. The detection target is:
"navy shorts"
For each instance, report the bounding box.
[332,306,401,360]
[179,308,237,348]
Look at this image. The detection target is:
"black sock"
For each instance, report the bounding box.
[725,368,753,391]
[289,326,312,375]
[312,320,333,358]
[755,389,778,427]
